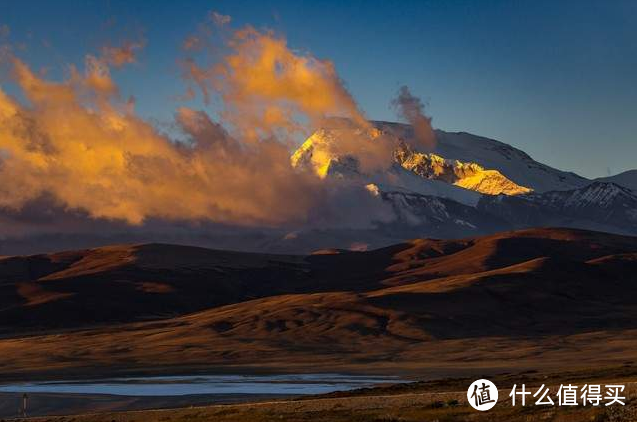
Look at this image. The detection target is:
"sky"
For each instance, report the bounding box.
[0,0,635,179]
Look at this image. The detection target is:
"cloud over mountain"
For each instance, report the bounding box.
[0,16,398,230]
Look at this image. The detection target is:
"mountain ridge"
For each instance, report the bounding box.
[285,122,637,248]
[596,169,637,192]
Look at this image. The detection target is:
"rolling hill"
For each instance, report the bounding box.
[2,228,637,380]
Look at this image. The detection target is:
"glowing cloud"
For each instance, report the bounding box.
[184,25,395,172]
[0,24,396,228]
[101,40,145,68]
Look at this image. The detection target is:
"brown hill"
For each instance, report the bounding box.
[0,241,408,333]
[2,228,637,379]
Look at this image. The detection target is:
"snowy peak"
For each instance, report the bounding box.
[291,130,481,207]
[377,189,506,238]
[566,182,635,208]
[479,181,637,235]
[394,141,532,196]
[596,170,637,192]
[291,122,637,238]
[292,125,533,197]
[293,121,590,197]
[370,121,589,193]
[535,182,637,210]
[290,129,338,178]
[290,126,384,178]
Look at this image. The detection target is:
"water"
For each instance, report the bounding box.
[0,374,403,397]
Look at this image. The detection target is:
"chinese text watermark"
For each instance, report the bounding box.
[467,380,626,411]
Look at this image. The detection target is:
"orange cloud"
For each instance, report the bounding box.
[0,57,332,226]
[0,23,397,228]
[79,54,118,96]
[184,25,395,172]
[217,27,368,135]
[101,40,144,68]
[183,36,202,51]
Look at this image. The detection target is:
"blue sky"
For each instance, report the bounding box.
[1,0,635,178]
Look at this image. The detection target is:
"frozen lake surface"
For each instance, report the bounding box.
[0,374,404,396]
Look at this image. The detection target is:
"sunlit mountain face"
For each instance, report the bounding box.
[292,123,533,196]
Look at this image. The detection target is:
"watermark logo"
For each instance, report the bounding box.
[509,383,625,407]
[467,379,498,411]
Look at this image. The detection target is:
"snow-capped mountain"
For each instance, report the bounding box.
[596,170,637,192]
[367,166,482,207]
[479,182,637,234]
[378,190,509,237]
[287,121,637,246]
[291,127,365,178]
[291,126,482,207]
[393,141,532,195]
[374,121,590,192]
[293,123,537,198]
[533,181,637,212]
[294,121,590,195]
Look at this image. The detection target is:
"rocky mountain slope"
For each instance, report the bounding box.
[479,182,637,234]
[597,169,637,192]
[376,121,591,192]
[393,140,531,195]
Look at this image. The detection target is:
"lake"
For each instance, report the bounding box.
[0,373,403,396]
